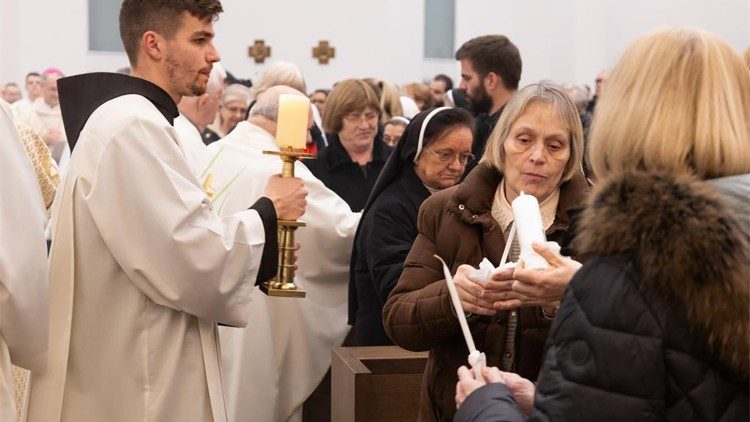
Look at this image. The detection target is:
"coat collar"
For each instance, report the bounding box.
[448,163,590,233]
[323,132,390,170]
[574,170,750,378]
[58,73,179,151]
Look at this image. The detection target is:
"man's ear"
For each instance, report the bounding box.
[484,72,504,92]
[197,93,210,107]
[141,31,165,61]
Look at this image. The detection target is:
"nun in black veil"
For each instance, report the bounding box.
[349,107,474,346]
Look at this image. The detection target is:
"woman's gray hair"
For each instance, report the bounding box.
[248,98,278,121]
[480,81,584,182]
[249,61,307,102]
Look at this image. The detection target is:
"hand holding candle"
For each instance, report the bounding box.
[435,255,487,374]
[276,94,311,149]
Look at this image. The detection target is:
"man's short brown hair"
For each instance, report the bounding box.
[455,35,522,90]
[119,0,223,65]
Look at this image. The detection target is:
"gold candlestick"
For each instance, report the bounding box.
[260,147,316,298]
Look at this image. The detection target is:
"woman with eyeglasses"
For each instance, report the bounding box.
[304,79,392,212]
[350,107,474,346]
[382,82,591,421]
[205,84,251,144]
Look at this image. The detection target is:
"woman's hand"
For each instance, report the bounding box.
[454,265,496,316]
[494,242,581,311]
[481,267,528,305]
[492,369,536,417]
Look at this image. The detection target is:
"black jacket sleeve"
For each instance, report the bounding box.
[455,383,526,422]
[249,196,278,285]
[365,202,419,305]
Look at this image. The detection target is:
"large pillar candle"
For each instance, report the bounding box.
[276,94,310,149]
[511,192,549,269]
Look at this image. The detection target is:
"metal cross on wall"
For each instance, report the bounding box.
[312,40,335,65]
[248,40,271,64]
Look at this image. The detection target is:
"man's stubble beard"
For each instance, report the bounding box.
[166,53,207,97]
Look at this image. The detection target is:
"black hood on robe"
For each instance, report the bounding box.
[58,72,179,151]
[361,108,445,215]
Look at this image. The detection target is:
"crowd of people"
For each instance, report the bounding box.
[1,0,749,421]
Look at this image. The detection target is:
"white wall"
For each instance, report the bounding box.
[1,0,748,91]
[455,0,750,87]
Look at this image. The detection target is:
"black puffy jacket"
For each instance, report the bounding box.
[456,172,750,421]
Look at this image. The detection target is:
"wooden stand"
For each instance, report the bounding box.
[331,346,428,422]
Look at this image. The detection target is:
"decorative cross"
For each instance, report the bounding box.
[312,40,336,65]
[248,40,271,64]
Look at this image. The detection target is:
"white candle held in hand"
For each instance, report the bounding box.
[434,255,487,373]
[276,94,310,149]
[511,192,549,269]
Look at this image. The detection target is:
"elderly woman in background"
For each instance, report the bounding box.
[351,107,473,346]
[246,61,328,153]
[205,83,251,142]
[382,82,590,421]
[249,61,307,103]
[304,79,391,212]
[383,116,409,147]
[455,27,750,421]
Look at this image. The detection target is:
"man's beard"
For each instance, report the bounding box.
[469,84,492,115]
[166,54,207,97]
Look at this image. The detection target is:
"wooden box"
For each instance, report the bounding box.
[331,346,428,422]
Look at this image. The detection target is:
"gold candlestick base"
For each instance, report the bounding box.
[260,147,316,299]
[260,220,306,298]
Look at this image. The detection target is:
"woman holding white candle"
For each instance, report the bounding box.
[455,27,750,421]
[382,82,590,421]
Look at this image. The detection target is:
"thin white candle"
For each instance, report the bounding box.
[276,94,310,149]
[511,192,549,269]
[435,255,476,353]
[435,255,487,374]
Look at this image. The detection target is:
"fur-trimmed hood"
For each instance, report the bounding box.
[574,171,750,378]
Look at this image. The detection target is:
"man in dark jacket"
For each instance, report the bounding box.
[455,35,521,175]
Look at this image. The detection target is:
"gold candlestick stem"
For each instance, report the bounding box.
[260,147,316,298]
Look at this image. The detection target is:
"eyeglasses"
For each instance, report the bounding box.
[224,105,248,115]
[343,111,379,124]
[424,149,475,165]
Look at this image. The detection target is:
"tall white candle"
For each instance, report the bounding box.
[435,255,487,373]
[511,192,549,269]
[276,94,310,149]
[435,255,487,379]
[435,255,477,353]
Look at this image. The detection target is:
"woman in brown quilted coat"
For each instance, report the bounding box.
[382,82,590,421]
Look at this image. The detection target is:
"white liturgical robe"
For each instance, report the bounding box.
[174,114,207,174]
[202,121,359,421]
[0,100,48,422]
[26,74,275,422]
